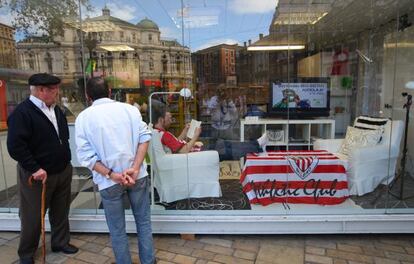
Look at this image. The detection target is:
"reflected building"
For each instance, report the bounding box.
[0,23,17,69]
[16,7,192,94]
[237,37,270,86]
[192,44,239,85]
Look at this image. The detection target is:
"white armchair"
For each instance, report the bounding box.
[149,129,222,203]
[314,120,404,196]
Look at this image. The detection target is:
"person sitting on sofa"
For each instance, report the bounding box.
[152,106,203,154]
[152,106,263,160]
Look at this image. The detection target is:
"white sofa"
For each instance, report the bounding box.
[149,129,222,203]
[314,120,404,196]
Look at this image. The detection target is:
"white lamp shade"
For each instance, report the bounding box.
[179,88,192,98]
[405,81,414,90]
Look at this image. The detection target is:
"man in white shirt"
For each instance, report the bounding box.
[75,77,155,264]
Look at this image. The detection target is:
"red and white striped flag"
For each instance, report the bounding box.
[240,150,349,206]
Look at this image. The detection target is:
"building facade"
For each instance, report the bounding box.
[193,44,238,85]
[0,23,17,69]
[16,7,192,94]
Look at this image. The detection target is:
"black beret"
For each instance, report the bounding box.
[28,73,61,86]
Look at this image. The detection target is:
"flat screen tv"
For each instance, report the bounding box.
[268,77,330,118]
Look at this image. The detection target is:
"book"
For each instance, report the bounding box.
[187,119,202,139]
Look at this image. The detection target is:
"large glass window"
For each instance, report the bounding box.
[1,0,413,226]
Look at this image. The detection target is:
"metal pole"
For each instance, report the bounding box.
[78,0,87,105]
[399,94,411,199]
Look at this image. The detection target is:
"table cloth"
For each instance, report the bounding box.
[240,150,349,205]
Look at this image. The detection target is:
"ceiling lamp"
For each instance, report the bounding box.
[247,45,305,51]
[273,12,328,25]
[100,45,135,52]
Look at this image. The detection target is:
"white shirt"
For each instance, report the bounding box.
[30,95,59,135]
[75,98,151,191]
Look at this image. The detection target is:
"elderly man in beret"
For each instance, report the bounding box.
[7,73,78,264]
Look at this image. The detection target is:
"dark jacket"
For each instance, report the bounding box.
[7,98,71,175]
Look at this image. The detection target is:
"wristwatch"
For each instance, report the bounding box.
[105,168,113,179]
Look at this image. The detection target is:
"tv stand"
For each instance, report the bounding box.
[240,118,335,150]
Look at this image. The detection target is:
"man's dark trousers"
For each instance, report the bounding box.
[17,164,72,260]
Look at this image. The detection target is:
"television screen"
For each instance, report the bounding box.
[269,78,330,118]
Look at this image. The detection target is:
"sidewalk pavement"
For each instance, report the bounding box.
[0,232,414,264]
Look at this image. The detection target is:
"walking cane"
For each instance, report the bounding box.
[28,176,46,264]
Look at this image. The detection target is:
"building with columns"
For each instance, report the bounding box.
[16,7,192,95]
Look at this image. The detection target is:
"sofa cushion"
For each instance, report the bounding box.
[354,116,389,132]
[339,126,383,157]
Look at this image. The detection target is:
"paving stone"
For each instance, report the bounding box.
[306,239,337,249]
[64,258,90,264]
[206,262,221,264]
[101,246,114,257]
[0,232,20,240]
[326,249,374,263]
[199,237,233,248]
[181,234,196,241]
[158,236,186,246]
[0,245,19,263]
[384,251,414,262]
[72,234,99,242]
[213,254,254,264]
[373,257,400,264]
[195,260,209,264]
[44,252,68,264]
[156,250,176,261]
[158,260,174,264]
[75,251,109,263]
[204,245,234,256]
[362,245,386,257]
[131,254,140,264]
[104,256,116,264]
[261,236,305,249]
[80,242,106,253]
[379,237,413,248]
[255,261,273,264]
[232,240,260,253]
[184,240,206,250]
[335,237,375,247]
[5,237,20,248]
[128,234,138,244]
[154,241,172,251]
[337,243,363,253]
[333,259,347,264]
[374,242,406,253]
[191,249,216,260]
[129,240,139,251]
[173,254,197,264]
[0,237,7,246]
[305,254,333,264]
[69,238,87,249]
[93,235,110,245]
[233,249,256,260]
[168,244,195,255]
[306,246,326,256]
[256,244,304,264]
[405,247,414,255]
